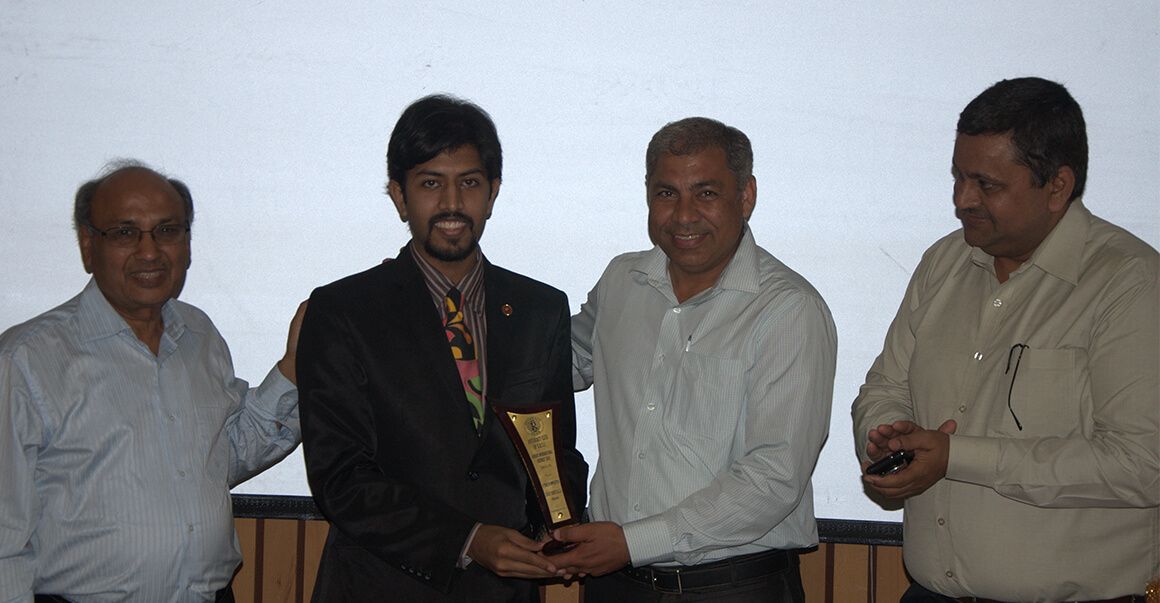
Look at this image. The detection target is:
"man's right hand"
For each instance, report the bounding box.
[862,419,956,500]
[467,524,559,579]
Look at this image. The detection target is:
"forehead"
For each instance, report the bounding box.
[649,146,731,183]
[91,169,186,222]
[953,132,1019,171]
[409,145,485,176]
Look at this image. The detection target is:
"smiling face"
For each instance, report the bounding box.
[647,146,755,301]
[79,168,191,327]
[951,132,1073,279]
[388,145,499,282]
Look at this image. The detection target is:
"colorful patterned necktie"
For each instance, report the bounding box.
[444,287,484,432]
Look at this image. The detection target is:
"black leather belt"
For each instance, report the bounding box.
[620,549,797,594]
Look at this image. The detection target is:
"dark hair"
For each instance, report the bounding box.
[386,94,503,187]
[645,117,753,187]
[74,159,194,236]
[957,77,1087,202]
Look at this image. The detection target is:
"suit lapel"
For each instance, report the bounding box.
[388,248,481,438]
[483,262,512,403]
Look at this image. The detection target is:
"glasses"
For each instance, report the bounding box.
[86,223,190,248]
[1005,343,1028,431]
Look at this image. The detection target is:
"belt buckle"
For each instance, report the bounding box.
[649,568,683,595]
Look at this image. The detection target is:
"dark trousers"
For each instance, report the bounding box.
[584,561,805,602]
[900,583,957,603]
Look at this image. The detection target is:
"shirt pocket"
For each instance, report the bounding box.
[999,346,1086,437]
[669,352,745,453]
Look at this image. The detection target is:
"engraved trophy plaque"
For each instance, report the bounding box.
[490,401,578,555]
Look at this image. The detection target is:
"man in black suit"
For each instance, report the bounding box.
[298,94,587,602]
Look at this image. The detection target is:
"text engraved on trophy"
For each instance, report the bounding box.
[509,410,572,523]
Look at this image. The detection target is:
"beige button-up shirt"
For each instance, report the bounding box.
[853,201,1159,600]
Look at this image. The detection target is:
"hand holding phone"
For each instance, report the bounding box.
[866,450,915,476]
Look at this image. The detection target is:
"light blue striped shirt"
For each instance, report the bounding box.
[572,228,836,567]
[0,279,299,602]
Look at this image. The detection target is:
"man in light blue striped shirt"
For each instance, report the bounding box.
[555,118,837,601]
[0,162,304,602]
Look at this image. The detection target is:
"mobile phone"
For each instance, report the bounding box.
[866,450,915,476]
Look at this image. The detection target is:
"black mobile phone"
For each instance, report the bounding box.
[866,450,915,476]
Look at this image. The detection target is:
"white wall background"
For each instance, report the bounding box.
[1,1,1156,522]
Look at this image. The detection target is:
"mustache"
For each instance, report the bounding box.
[955,207,989,220]
[428,212,475,229]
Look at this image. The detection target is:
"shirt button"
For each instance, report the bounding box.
[672,307,681,314]
[992,298,1003,308]
[958,405,966,413]
[637,451,646,459]
[178,470,186,478]
[972,351,983,361]
[187,524,194,533]
[466,471,480,481]
[634,504,641,511]
[937,517,946,526]
[945,570,954,578]
[168,414,176,422]
[646,402,656,411]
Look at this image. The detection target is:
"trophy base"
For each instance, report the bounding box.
[542,539,578,556]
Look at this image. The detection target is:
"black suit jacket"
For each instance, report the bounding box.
[298,247,587,602]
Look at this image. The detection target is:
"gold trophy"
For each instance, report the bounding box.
[490,401,578,555]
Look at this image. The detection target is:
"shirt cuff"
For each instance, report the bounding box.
[622,515,674,567]
[252,365,299,422]
[945,435,1000,486]
[458,522,482,569]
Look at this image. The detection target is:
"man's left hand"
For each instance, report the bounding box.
[549,522,630,578]
[277,300,308,385]
[863,419,956,500]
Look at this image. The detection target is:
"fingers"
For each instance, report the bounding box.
[864,423,952,500]
[938,419,958,434]
[889,420,919,434]
[469,525,559,578]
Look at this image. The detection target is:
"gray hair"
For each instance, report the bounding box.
[645,117,753,187]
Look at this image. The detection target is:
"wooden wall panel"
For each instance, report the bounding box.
[301,520,329,599]
[832,541,870,602]
[872,544,909,602]
[233,518,258,603]
[542,581,582,603]
[800,544,828,602]
[261,519,301,602]
[234,518,910,602]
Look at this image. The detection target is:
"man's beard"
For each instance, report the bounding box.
[423,212,478,262]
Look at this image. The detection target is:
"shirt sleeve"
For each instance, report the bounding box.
[947,259,1160,508]
[0,351,42,603]
[570,282,598,392]
[851,255,929,461]
[221,356,301,487]
[624,292,837,566]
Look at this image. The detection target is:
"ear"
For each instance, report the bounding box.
[387,180,408,222]
[739,175,757,220]
[1047,166,1075,212]
[483,178,501,220]
[79,228,94,274]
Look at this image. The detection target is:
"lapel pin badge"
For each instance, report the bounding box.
[501,303,513,317]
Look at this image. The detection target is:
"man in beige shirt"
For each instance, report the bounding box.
[853,77,1158,601]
